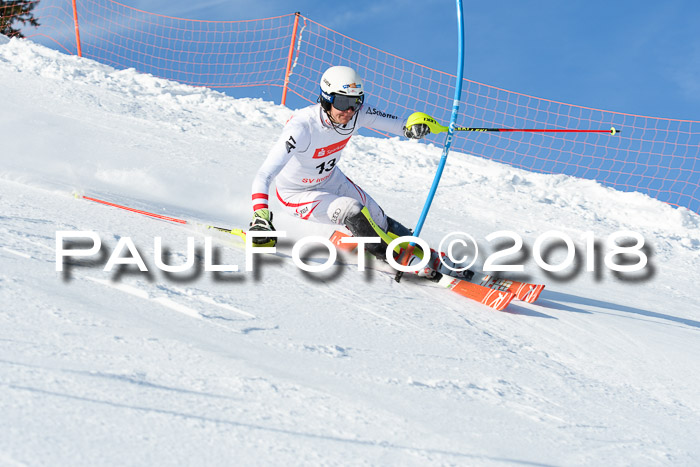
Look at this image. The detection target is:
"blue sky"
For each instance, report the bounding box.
[125,1,699,121]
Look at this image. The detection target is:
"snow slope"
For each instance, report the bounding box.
[1,37,700,466]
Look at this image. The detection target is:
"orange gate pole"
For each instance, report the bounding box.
[71,0,82,57]
[281,12,301,106]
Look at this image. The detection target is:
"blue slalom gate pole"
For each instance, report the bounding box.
[396,0,465,282]
[414,0,464,237]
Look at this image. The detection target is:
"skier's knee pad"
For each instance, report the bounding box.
[327,197,362,225]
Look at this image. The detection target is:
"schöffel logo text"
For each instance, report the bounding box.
[366,107,399,120]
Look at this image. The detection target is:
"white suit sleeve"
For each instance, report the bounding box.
[251,119,310,211]
[357,105,407,136]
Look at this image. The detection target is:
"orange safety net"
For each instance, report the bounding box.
[17,0,700,214]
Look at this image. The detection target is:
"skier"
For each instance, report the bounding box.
[249,65,439,277]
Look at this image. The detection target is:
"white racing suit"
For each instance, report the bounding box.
[251,103,406,231]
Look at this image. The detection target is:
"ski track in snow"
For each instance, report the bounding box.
[1,37,700,465]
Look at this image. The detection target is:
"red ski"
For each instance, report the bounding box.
[330,229,545,305]
[471,273,545,304]
[436,274,515,311]
[330,230,518,310]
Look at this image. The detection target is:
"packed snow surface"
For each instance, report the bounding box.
[1,37,699,465]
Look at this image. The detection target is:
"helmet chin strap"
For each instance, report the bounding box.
[320,104,360,136]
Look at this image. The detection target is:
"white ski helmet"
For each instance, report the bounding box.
[319,66,365,111]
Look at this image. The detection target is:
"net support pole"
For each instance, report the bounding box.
[281,12,301,106]
[71,0,82,57]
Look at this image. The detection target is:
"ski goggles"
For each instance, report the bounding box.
[329,93,364,111]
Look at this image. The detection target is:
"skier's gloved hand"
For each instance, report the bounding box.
[403,122,430,139]
[249,208,276,247]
